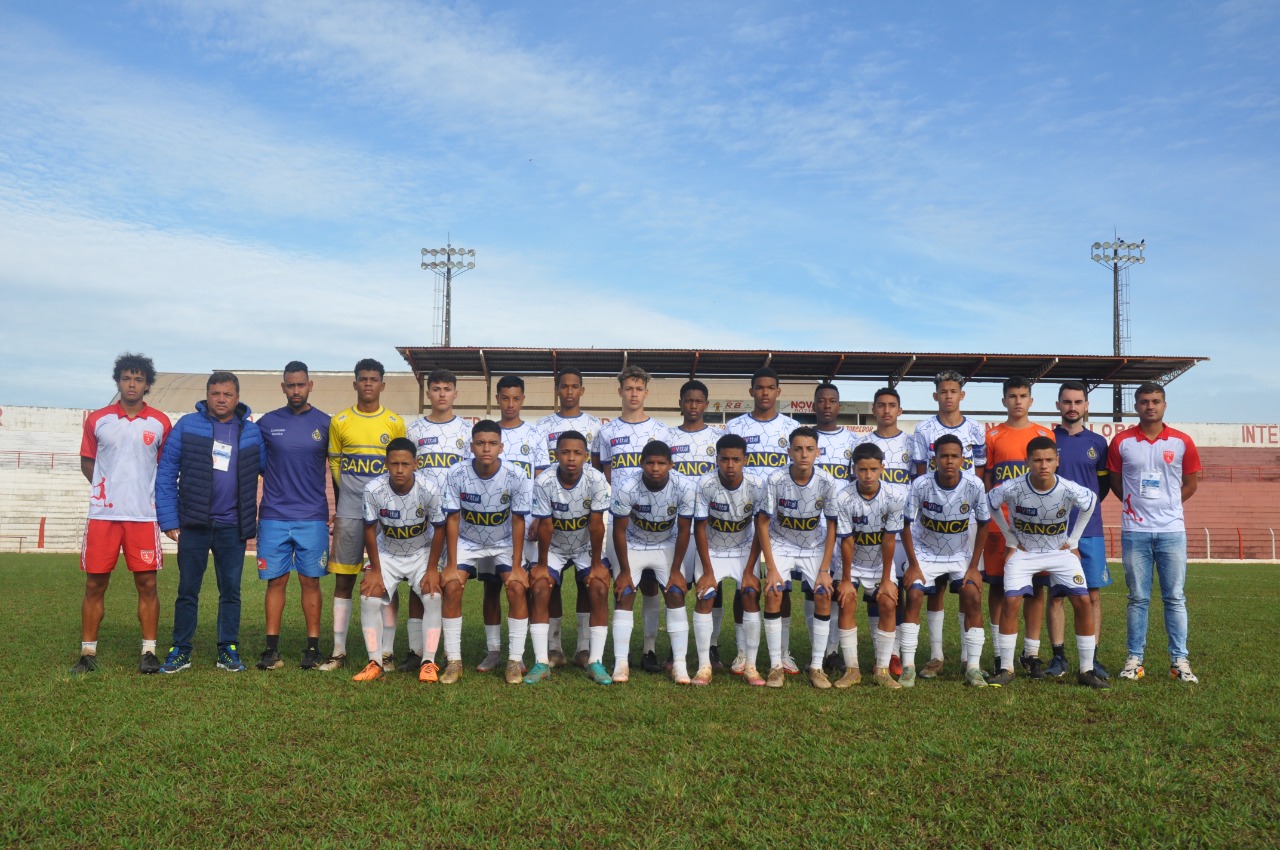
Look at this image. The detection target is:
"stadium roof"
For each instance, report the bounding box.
[396,347,1206,391]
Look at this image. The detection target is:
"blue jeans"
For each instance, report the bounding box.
[172,523,247,653]
[1121,531,1189,662]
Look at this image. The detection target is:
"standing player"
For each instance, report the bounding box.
[812,382,856,672]
[691,434,764,686]
[73,353,171,674]
[911,370,987,679]
[594,366,674,673]
[835,442,909,688]
[987,436,1107,688]
[1108,383,1201,683]
[534,366,602,669]
[255,361,331,671]
[1045,381,1112,678]
[353,438,447,681]
[982,377,1054,675]
[527,431,613,684]
[755,427,841,689]
[725,367,801,676]
[898,435,992,688]
[318,359,406,672]
[610,441,695,684]
[404,367,472,674]
[435,420,533,684]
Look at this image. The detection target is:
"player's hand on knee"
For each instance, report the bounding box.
[836,581,858,608]
[361,572,386,600]
[506,563,529,591]
[878,583,898,609]
[695,572,717,601]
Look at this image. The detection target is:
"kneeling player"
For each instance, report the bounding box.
[835,442,909,688]
[528,431,613,684]
[354,439,446,681]
[899,435,991,688]
[610,441,694,683]
[987,437,1108,688]
[692,434,765,685]
[757,427,840,689]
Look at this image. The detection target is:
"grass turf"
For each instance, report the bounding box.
[3,555,1277,849]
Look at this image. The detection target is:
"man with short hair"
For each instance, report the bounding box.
[1108,383,1201,683]
[255,361,331,670]
[156,371,265,674]
[73,353,172,675]
[812,382,856,672]
[318,359,406,671]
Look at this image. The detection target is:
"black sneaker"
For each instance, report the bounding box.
[823,652,846,675]
[139,651,160,674]
[988,668,1016,687]
[70,654,99,674]
[1092,660,1110,681]
[709,645,724,672]
[300,647,323,670]
[1078,669,1111,690]
[256,648,284,671]
[641,650,662,673]
[395,651,423,673]
[1024,656,1046,679]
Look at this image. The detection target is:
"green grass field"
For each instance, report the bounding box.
[4,555,1277,849]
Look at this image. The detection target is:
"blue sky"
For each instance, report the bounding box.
[2,1,1277,421]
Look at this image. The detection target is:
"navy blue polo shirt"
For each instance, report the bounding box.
[1053,425,1109,538]
[259,406,331,522]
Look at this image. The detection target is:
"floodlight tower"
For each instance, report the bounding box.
[420,242,476,346]
[1091,237,1145,421]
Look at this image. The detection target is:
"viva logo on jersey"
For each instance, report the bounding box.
[143,430,156,446]
[1163,450,1175,464]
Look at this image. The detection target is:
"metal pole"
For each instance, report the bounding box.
[444,265,452,347]
[1113,261,1122,422]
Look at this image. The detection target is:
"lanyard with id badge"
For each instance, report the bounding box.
[212,422,235,472]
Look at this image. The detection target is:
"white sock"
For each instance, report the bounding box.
[781,615,792,659]
[381,602,397,659]
[826,602,841,654]
[422,594,442,662]
[359,596,383,662]
[81,641,98,655]
[874,629,895,669]
[958,612,969,663]
[839,628,858,668]
[899,622,920,669]
[667,606,689,675]
[710,604,723,646]
[991,623,1002,662]
[693,611,714,669]
[964,627,986,671]
[927,609,945,661]
[1023,637,1041,659]
[531,622,549,665]
[485,623,501,653]
[743,610,762,669]
[1076,633,1097,673]
[508,617,528,662]
[642,593,661,653]
[868,615,879,636]
[333,597,352,657]
[810,616,830,669]
[804,598,815,645]
[408,618,423,657]
[548,616,562,653]
[894,627,902,655]
[999,632,1018,672]
[735,621,745,658]
[141,639,157,655]
[612,609,634,667]
[576,613,591,653]
[589,625,608,665]
[443,616,463,662]
[765,615,783,669]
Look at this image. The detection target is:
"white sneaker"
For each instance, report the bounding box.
[781,654,801,675]
[672,664,691,685]
[729,652,747,675]
[1119,655,1145,680]
[476,650,503,673]
[612,661,630,684]
[1169,658,1199,683]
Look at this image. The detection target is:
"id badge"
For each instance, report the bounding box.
[212,440,232,472]
[1139,468,1161,499]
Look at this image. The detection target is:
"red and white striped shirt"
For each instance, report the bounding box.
[1107,424,1201,534]
[81,404,172,522]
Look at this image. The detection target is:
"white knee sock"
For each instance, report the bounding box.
[422,595,442,662]
[1076,633,1096,673]
[576,613,591,653]
[333,597,352,657]
[810,615,830,670]
[765,615,783,669]
[485,623,501,653]
[667,606,689,675]
[735,621,745,658]
[899,622,921,669]
[443,616,463,662]
[826,602,841,654]
[710,605,723,646]
[589,625,608,665]
[990,623,1002,662]
[508,617,528,662]
[999,632,1018,672]
[1023,637,1041,659]
[839,628,858,668]
[408,617,423,657]
[927,609,945,661]
[642,593,661,653]
[964,627,986,671]
[959,612,969,663]
[743,610,762,669]
[612,609,634,667]
[780,615,792,659]
[548,616,562,653]
[803,598,815,644]
[359,596,383,662]
[874,629,895,669]
[381,602,397,659]
[693,611,713,669]
[530,622,549,665]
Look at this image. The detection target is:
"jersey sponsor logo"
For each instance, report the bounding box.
[552,515,589,532]
[849,514,869,527]
[611,452,643,470]
[143,430,156,446]
[919,515,969,534]
[341,456,385,476]
[993,463,1029,482]
[633,504,651,514]
[778,515,820,532]
[710,500,729,511]
[459,492,482,504]
[383,520,428,539]
[744,452,787,468]
[669,444,689,454]
[881,468,910,485]
[1015,506,1038,517]
[853,530,884,546]
[923,500,942,513]
[417,453,461,471]
[778,498,798,509]
[674,460,714,476]
[632,516,675,533]
[419,437,440,446]
[462,507,510,527]
[379,509,401,519]
[551,501,569,511]
[818,462,850,480]
[708,516,751,533]
[1012,518,1067,536]
[610,436,631,447]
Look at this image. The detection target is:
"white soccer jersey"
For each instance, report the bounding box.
[535,411,602,464]
[816,427,857,490]
[693,472,760,556]
[443,460,532,549]
[406,416,472,489]
[81,404,172,521]
[594,417,674,492]
[835,483,908,572]
[532,465,611,558]
[906,473,991,562]
[853,430,914,486]
[499,421,550,480]
[760,467,840,555]
[725,412,801,486]
[988,475,1097,553]
[911,416,988,474]
[669,425,723,480]
[611,474,694,550]
[362,472,446,557]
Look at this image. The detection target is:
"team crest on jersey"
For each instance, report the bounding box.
[1057,508,1067,517]
[416,506,425,518]
[500,493,511,504]
[706,445,715,455]
[960,503,970,514]
[1163,450,1175,464]
[521,445,530,455]
[583,498,593,509]
[777,438,786,447]
[816,498,825,510]
[143,430,156,447]
[844,449,852,459]
[319,553,328,568]
[1087,447,1098,459]
[380,434,390,445]
[455,438,464,449]
[667,505,677,516]
[901,452,909,462]
[312,429,322,441]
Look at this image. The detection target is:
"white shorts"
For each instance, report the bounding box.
[612,543,677,590]
[370,550,428,603]
[458,540,514,583]
[891,532,908,579]
[544,550,597,584]
[697,552,755,588]
[911,558,969,594]
[778,551,830,595]
[1004,549,1088,599]
[849,565,899,598]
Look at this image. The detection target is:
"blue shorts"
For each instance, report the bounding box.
[1077,537,1112,590]
[257,520,330,580]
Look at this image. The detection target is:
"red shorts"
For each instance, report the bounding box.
[82,519,164,573]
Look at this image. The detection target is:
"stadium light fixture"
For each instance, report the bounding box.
[1091,233,1146,422]
[420,240,476,346]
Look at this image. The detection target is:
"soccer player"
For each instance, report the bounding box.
[318,359,406,672]
[911,370,987,679]
[527,431,613,684]
[691,434,765,686]
[255,361,331,671]
[1107,383,1201,683]
[594,366,674,674]
[534,366,603,669]
[404,367,471,674]
[725,367,801,676]
[899,434,991,688]
[987,437,1108,689]
[983,377,1055,676]
[609,440,694,684]
[73,353,171,674]
[353,438,446,682]
[1045,381,1112,678]
[835,442,909,688]
[812,382,856,672]
[756,427,841,689]
[435,420,533,684]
